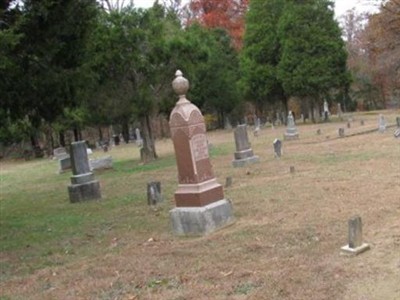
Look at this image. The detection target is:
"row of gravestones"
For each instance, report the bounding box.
[55,145,113,174]
[62,71,397,253]
[225,101,340,129]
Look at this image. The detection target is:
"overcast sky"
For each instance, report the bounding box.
[132,0,380,18]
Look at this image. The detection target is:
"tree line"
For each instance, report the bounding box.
[1,0,396,160]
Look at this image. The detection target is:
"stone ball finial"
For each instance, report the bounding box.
[172,70,189,97]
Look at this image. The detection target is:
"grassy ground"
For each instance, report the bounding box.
[1,110,399,300]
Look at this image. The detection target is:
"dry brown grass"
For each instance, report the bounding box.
[1,110,399,300]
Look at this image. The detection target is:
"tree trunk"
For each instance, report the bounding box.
[140,115,157,163]
[78,129,82,141]
[122,121,130,143]
[98,127,103,141]
[59,131,66,147]
[73,128,79,141]
[218,110,224,129]
[281,95,288,125]
[30,134,43,158]
[310,99,316,123]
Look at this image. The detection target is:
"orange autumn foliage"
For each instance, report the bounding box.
[186,0,249,49]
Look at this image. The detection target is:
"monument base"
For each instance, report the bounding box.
[284,133,299,141]
[341,243,370,256]
[68,180,101,203]
[170,199,234,236]
[232,155,259,168]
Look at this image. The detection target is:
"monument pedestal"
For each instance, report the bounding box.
[341,243,370,256]
[169,70,234,236]
[284,112,299,140]
[231,125,259,168]
[174,178,224,207]
[68,180,101,203]
[284,133,299,140]
[170,199,234,235]
[232,155,260,167]
[284,128,299,140]
[67,141,101,203]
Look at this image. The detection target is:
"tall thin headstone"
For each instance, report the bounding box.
[396,116,400,128]
[147,181,163,206]
[341,215,370,255]
[273,139,282,158]
[232,124,259,167]
[68,141,101,203]
[378,114,386,133]
[284,111,299,140]
[168,70,234,235]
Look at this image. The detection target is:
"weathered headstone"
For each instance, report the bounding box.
[168,70,234,235]
[378,114,386,133]
[290,166,295,174]
[58,156,71,173]
[347,121,351,129]
[89,156,113,171]
[53,147,68,160]
[396,116,400,128]
[301,114,305,123]
[317,129,321,135]
[360,119,365,126]
[232,124,259,167]
[273,139,282,158]
[341,215,370,255]
[338,128,345,138]
[284,111,299,140]
[147,181,163,205]
[135,128,143,147]
[67,141,101,203]
[225,176,233,188]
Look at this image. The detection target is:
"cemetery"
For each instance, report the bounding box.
[1,106,399,299]
[1,0,399,299]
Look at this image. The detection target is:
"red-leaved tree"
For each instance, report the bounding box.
[185,0,248,49]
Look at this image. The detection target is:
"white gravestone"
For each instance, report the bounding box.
[378,114,386,133]
[284,111,299,140]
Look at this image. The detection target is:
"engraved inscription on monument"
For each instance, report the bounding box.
[190,134,209,162]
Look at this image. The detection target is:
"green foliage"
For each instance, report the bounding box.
[167,24,241,125]
[241,0,351,115]
[240,0,286,113]
[277,0,350,100]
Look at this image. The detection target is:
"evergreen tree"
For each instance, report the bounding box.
[277,0,350,120]
[240,0,287,116]
[0,0,98,148]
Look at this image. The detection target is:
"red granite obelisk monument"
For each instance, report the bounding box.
[169,70,234,235]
